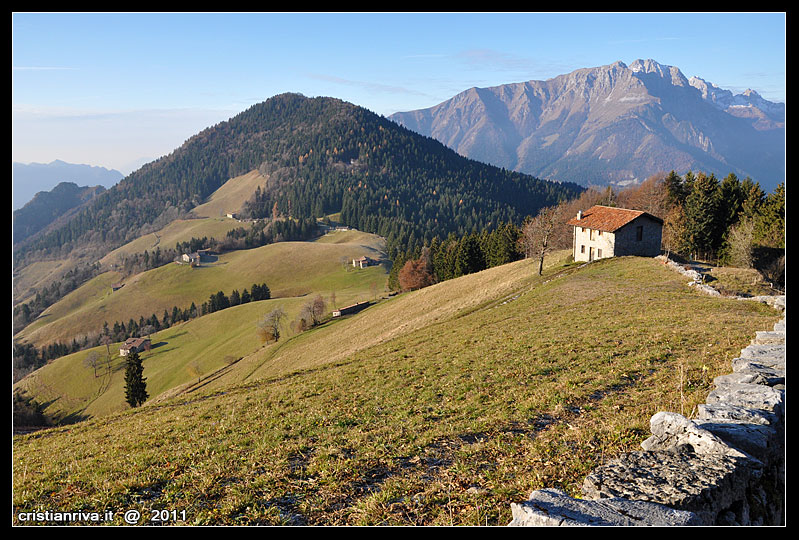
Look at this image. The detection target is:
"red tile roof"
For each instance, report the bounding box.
[566,205,663,232]
[121,337,150,350]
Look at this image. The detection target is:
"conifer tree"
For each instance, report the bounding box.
[683,173,723,259]
[124,351,148,408]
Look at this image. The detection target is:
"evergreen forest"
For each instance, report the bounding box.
[13,93,582,266]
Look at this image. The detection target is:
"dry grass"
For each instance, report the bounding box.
[190,170,269,219]
[707,266,781,297]
[13,258,75,306]
[12,255,781,526]
[16,236,388,349]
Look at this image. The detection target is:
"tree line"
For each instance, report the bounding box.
[389,222,524,291]
[390,170,784,293]
[12,282,272,381]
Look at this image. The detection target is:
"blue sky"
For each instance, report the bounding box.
[12,12,786,175]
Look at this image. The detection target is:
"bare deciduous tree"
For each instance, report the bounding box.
[311,295,326,325]
[84,350,101,378]
[257,307,286,343]
[297,295,327,331]
[186,360,203,384]
[724,216,756,268]
[521,205,564,275]
[617,173,668,218]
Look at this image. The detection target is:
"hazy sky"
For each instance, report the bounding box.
[12,12,787,175]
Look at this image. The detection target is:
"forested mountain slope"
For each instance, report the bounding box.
[14,93,582,268]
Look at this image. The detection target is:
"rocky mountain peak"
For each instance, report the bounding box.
[629,59,690,87]
[389,60,784,192]
[688,77,784,123]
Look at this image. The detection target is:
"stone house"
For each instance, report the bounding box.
[120,337,151,357]
[566,205,663,262]
[352,256,374,269]
[182,252,201,265]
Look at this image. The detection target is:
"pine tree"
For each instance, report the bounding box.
[683,173,723,259]
[663,170,685,208]
[123,351,148,408]
[454,234,485,277]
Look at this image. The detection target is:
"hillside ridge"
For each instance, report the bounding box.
[13,254,781,525]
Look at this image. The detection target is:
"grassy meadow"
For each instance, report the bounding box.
[12,254,781,526]
[15,230,388,349]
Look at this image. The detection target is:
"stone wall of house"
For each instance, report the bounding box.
[572,216,663,262]
[613,217,663,258]
[509,264,786,526]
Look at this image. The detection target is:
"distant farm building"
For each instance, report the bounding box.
[566,205,663,262]
[332,301,370,318]
[111,283,124,292]
[182,252,201,265]
[226,212,238,219]
[120,337,151,357]
[352,256,375,269]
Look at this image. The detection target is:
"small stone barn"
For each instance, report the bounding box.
[120,337,151,357]
[566,205,663,262]
[352,256,374,269]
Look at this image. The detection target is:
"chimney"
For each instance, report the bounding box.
[577,210,583,220]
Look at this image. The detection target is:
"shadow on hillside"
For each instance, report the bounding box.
[58,411,91,426]
[184,358,242,394]
[29,397,90,428]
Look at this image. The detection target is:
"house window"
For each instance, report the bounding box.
[589,229,595,240]
[636,226,643,241]
[580,245,585,254]
[597,249,603,258]
[598,230,602,236]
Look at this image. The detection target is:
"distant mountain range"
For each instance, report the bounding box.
[13,181,106,245]
[12,160,123,210]
[390,59,785,192]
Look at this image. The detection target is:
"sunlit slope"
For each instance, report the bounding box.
[15,171,266,308]
[100,169,270,268]
[15,234,388,349]
[190,170,269,219]
[14,297,307,423]
[12,255,781,526]
[99,218,242,267]
[16,270,124,337]
[216,252,572,388]
[13,258,76,307]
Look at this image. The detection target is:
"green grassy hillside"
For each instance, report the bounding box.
[189,170,269,219]
[98,217,243,268]
[99,169,272,267]
[15,231,388,349]
[12,255,781,526]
